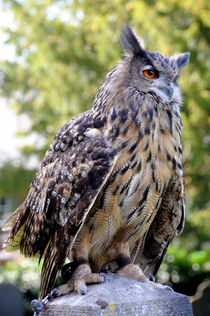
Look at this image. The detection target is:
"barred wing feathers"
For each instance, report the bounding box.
[3,110,117,297]
[133,171,185,276]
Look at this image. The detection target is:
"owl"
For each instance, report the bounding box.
[4,24,190,299]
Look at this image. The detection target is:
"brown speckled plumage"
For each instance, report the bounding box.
[4,24,189,298]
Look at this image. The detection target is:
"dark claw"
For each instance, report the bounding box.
[78,285,88,295]
[46,293,52,301]
[99,272,109,282]
[161,284,174,291]
[51,287,61,298]
[146,273,156,282]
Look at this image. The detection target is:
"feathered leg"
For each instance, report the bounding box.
[51,235,106,297]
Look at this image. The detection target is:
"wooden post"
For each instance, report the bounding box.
[40,274,193,316]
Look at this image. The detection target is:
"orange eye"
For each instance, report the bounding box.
[143,69,156,79]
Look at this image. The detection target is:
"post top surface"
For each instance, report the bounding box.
[46,274,187,307]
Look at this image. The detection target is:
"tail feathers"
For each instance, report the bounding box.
[3,203,53,261]
[3,204,24,231]
[3,204,30,251]
[40,227,69,299]
[3,200,70,299]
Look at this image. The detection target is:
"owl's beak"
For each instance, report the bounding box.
[159,83,174,101]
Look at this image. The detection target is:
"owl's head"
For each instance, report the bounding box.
[120,24,190,105]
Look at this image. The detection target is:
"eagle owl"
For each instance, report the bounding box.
[4,24,190,298]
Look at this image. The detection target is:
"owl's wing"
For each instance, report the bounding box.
[3,111,117,297]
[133,171,185,277]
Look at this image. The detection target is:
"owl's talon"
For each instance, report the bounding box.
[160,284,174,291]
[98,272,108,282]
[77,285,88,295]
[50,289,58,298]
[148,280,174,291]
[50,286,65,298]
[146,273,156,282]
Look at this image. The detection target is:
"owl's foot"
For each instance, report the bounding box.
[116,263,147,282]
[116,263,173,291]
[51,264,106,297]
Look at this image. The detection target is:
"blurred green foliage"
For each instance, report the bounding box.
[158,247,210,296]
[0,0,209,312]
[0,256,40,315]
[0,163,35,200]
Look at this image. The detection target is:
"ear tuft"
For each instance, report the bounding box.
[174,52,190,69]
[120,23,145,56]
